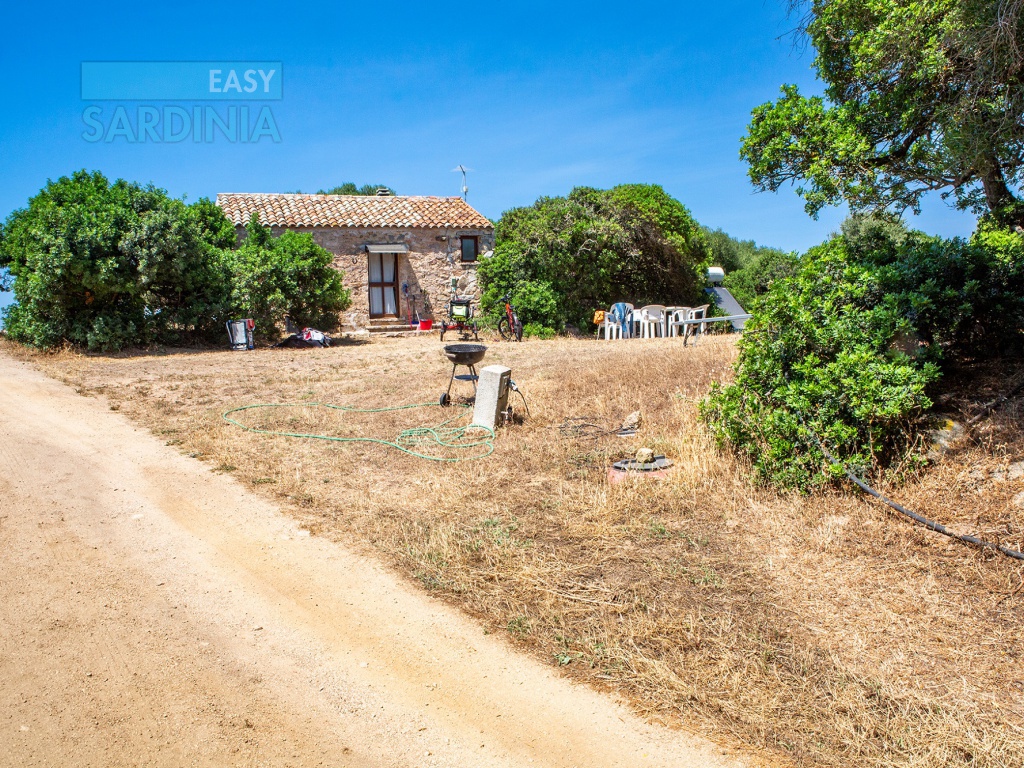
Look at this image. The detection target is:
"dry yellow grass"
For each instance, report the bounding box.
[10,333,1023,767]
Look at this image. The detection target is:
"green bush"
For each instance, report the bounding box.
[521,322,556,339]
[0,171,355,350]
[704,227,796,311]
[701,215,1024,490]
[479,185,711,332]
[228,215,351,335]
[0,171,232,351]
[721,248,798,313]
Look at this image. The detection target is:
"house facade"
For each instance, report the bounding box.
[216,193,494,330]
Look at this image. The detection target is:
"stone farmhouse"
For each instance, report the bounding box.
[216,192,494,331]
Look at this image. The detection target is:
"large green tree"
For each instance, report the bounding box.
[742,1,1024,225]
[0,171,357,350]
[479,185,711,332]
[227,215,351,334]
[0,171,233,350]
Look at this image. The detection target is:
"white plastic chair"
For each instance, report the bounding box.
[618,302,634,339]
[601,302,633,340]
[639,305,666,338]
[683,304,709,344]
[600,312,622,340]
[668,307,691,337]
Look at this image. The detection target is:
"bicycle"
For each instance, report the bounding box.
[497,294,523,341]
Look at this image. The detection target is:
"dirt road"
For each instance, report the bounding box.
[0,353,748,768]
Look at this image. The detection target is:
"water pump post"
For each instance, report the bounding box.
[472,365,511,430]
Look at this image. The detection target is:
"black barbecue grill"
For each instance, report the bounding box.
[440,344,487,406]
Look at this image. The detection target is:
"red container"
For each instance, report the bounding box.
[418,319,433,331]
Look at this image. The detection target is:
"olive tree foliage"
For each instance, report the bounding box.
[0,171,233,350]
[0,171,353,350]
[478,185,711,332]
[227,214,351,335]
[704,227,798,311]
[701,214,1024,489]
[743,1,1024,226]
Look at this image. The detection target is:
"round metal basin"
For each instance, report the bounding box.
[612,456,672,472]
[443,343,487,366]
[608,456,673,486]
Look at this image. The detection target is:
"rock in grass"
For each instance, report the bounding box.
[926,418,963,461]
[621,411,642,432]
[635,447,655,464]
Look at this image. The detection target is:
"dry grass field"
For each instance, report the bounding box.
[10,333,1024,767]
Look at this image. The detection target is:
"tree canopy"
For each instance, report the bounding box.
[479,185,711,332]
[0,171,233,350]
[316,183,395,196]
[704,228,797,311]
[0,171,351,350]
[742,1,1024,225]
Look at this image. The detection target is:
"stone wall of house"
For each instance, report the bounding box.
[260,226,495,329]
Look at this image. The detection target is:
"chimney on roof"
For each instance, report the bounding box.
[375,188,391,196]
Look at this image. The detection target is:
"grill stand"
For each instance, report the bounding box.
[440,364,479,406]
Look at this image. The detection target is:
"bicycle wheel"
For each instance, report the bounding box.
[497,316,513,340]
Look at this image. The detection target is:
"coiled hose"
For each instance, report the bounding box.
[222,401,494,462]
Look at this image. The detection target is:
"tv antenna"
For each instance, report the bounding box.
[452,164,473,200]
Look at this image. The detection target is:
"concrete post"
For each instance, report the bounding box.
[472,365,511,431]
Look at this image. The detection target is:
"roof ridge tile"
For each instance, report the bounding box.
[216,192,491,230]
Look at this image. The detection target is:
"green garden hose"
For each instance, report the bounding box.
[222,401,494,462]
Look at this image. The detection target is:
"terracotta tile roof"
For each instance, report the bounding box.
[216,193,492,230]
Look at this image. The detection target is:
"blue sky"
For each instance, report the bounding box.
[0,0,979,315]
